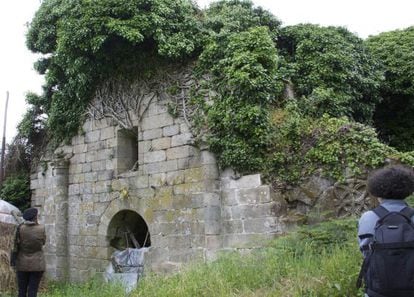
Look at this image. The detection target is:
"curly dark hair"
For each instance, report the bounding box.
[367,165,414,200]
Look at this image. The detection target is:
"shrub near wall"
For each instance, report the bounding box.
[267,103,414,186]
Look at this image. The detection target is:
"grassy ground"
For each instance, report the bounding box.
[36,218,364,297]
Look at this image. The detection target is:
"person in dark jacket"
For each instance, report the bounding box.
[16,207,46,297]
[357,164,414,297]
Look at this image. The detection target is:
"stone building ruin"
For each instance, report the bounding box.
[30,65,373,282]
[29,65,289,281]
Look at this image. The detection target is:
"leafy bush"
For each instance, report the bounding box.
[0,174,30,211]
[26,0,203,144]
[278,24,383,123]
[366,27,414,151]
[268,103,414,184]
[199,25,281,173]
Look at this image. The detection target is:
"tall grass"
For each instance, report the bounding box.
[38,278,127,297]
[38,218,364,297]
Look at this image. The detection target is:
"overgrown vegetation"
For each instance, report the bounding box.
[2,0,414,207]
[366,26,414,151]
[278,24,383,123]
[267,103,414,184]
[0,138,32,210]
[24,0,203,145]
[37,219,363,297]
[8,0,413,209]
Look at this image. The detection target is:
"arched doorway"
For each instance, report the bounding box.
[107,210,151,250]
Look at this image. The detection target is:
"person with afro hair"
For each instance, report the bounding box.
[357,164,414,296]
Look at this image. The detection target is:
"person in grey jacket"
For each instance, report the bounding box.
[16,207,46,297]
[357,164,414,296]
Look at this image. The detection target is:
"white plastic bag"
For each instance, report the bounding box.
[105,247,148,293]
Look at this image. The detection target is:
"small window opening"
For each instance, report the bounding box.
[117,127,138,174]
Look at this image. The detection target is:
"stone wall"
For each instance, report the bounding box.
[30,88,286,281]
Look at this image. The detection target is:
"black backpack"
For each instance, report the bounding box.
[357,205,414,297]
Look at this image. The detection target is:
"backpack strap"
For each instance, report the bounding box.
[356,253,371,288]
[372,205,389,221]
[372,205,414,222]
[13,222,23,251]
[399,206,414,221]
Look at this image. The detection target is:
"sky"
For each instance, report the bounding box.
[0,0,413,145]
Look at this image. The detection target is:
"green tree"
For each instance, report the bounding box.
[26,0,202,144]
[366,27,414,151]
[0,174,31,211]
[198,1,283,172]
[0,137,32,210]
[278,24,383,123]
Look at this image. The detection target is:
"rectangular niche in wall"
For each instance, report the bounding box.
[117,127,138,174]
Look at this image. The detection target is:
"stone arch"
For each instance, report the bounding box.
[98,198,151,250]
[107,209,151,249]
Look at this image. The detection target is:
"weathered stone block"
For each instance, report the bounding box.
[202,164,219,180]
[166,146,191,160]
[138,140,152,153]
[91,161,106,171]
[84,172,98,183]
[223,220,243,234]
[203,193,221,207]
[205,235,222,249]
[171,195,191,210]
[68,184,80,196]
[94,181,110,193]
[190,235,205,247]
[221,174,261,190]
[200,150,216,165]
[243,217,282,234]
[144,150,166,163]
[171,133,192,147]
[166,170,185,185]
[130,175,149,189]
[179,123,190,133]
[155,187,173,210]
[73,144,87,154]
[184,167,204,183]
[98,170,114,181]
[173,182,205,195]
[141,113,174,130]
[72,135,85,145]
[230,204,274,220]
[222,190,237,206]
[237,186,271,205]
[69,164,83,175]
[85,130,100,143]
[163,125,180,137]
[177,157,190,170]
[204,206,221,235]
[71,153,86,164]
[152,137,171,150]
[143,128,163,140]
[143,160,178,174]
[87,141,105,151]
[101,126,115,140]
